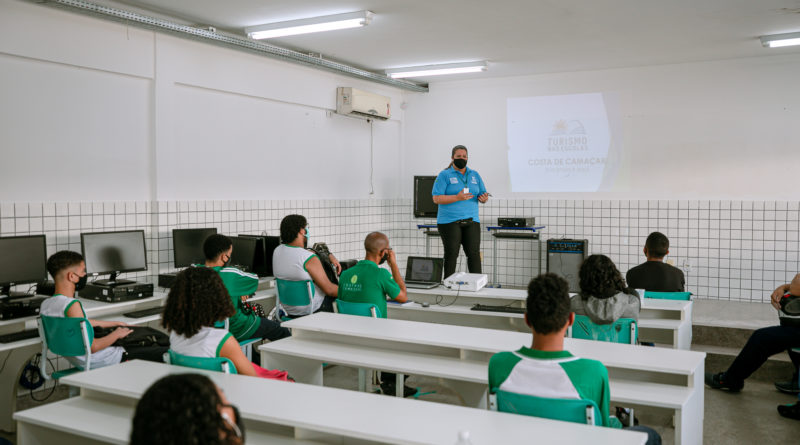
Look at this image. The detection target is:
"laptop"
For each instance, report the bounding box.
[404,256,444,289]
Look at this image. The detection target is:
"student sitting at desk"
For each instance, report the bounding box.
[273,214,339,316]
[626,232,685,292]
[572,254,641,324]
[201,234,290,350]
[163,267,288,379]
[489,273,661,444]
[338,232,414,397]
[40,251,161,368]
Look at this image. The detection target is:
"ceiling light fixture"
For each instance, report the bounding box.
[245,11,374,40]
[760,31,800,48]
[386,61,488,79]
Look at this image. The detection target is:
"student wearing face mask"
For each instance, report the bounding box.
[39,251,150,368]
[272,214,339,317]
[432,145,489,278]
[200,234,290,351]
[337,232,413,396]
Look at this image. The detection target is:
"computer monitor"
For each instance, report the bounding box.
[173,228,217,268]
[239,234,280,277]
[229,236,257,273]
[414,176,438,218]
[0,235,47,297]
[81,230,147,285]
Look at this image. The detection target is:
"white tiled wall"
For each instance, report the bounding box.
[2,199,799,303]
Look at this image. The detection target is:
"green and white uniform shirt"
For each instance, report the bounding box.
[197,264,259,341]
[272,244,325,315]
[338,260,401,318]
[488,347,621,428]
[169,326,232,359]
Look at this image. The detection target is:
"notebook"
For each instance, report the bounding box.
[404,256,444,289]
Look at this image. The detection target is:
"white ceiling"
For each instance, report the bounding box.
[97,0,800,82]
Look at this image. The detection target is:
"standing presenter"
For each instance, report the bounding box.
[432,145,489,278]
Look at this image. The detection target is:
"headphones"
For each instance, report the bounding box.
[19,354,45,390]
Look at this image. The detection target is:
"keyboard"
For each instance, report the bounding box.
[0,329,39,343]
[471,304,526,314]
[123,307,164,318]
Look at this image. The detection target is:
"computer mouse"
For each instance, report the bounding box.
[421,302,430,308]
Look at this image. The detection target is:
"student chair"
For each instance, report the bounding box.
[163,350,238,374]
[333,300,382,318]
[489,389,602,426]
[218,318,260,362]
[643,291,692,301]
[568,315,638,345]
[37,315,94,381]
[275,279,315,320]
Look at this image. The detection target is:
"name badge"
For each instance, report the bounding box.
[449,177,459,184]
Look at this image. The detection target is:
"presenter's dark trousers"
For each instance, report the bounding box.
[438,220,481,278]
[724,325,800,384]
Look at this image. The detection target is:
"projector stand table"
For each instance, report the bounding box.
[416,224,440,257]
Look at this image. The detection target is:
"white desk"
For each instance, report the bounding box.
[398,287,692,349]
[261,313,704,445]
[56,360,646,445]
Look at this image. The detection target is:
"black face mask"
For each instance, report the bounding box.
[453,158,467,169]
[379,252,389,265]
[74,274,88,291]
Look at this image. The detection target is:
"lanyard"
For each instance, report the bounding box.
[455,169,469,188]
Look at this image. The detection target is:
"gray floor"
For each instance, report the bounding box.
[3,366,799,444]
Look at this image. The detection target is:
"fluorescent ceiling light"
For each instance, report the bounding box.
[386,62,488,79]
[760,32,800,48]
[246,11,373,39]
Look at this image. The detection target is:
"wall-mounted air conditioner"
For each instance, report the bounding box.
[336,87,390,120]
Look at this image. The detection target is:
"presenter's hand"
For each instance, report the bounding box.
[456,189,474,201]
[477,193,489,203]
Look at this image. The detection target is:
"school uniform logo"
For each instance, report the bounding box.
[450,177,458,184]
[350,275,358,284]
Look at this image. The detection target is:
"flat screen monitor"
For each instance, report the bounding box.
[229,236,257,273]
[0,235,48,295]
[414,175,438,218]
[173,228,217,268]
[81,230,147,280]
[239,234,280,277]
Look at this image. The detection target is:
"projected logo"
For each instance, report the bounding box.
[548,120,588,152]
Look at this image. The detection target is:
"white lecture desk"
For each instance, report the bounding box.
[44,360,648,445]
[261,313,705,445]
[393,286,692,349]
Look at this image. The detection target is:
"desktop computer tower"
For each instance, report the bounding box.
[546,239,589,293]
[79,282,154,303]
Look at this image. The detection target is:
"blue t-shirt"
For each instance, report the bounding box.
[432,166,487,224]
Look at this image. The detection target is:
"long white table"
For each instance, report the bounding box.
[45,360,647,445]
[394,287,692,349]
[262,313,705,445]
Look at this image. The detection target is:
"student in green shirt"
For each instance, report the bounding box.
[201,234,290,355]
[338,232,415,397]
[488,273,661,444]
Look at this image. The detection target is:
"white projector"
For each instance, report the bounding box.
[443,272,488,292]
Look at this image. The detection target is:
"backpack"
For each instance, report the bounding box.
[778,294,800,328]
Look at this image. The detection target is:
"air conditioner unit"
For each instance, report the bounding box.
[336,87,390,120]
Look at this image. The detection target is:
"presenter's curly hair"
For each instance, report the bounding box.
[161,267,234,337]
[578,254,629,300]
[526,273,571,334]
[130,373,242,445]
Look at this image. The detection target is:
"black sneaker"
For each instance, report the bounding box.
[380,382,418,398]
[774,379,800,394]
[705,372,744,392]
[778,402,800,420]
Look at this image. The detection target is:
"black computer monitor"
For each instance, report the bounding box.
[81,230,147,285]
[173,228,217,268]
[239,234,280,277]
[229,236,257,273]
[414,175,438,218]
[0,235,48,297]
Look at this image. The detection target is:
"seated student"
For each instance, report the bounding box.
[131,373,244,445]
[489,273,661,444]
[273,214,339,316]
[163,267,288,379]
[40,251,164,368]
[201,234,290,347]
[338,232,414,397]
[707,274,800,406]
[626,232,685,292]
[572,254,641,324]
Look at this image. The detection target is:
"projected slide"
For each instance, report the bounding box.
[507,93,621,192]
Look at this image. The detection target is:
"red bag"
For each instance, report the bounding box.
[253,364,293,381]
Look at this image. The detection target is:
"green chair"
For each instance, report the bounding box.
[569,315,638,345]
[489,389,602,426]
[276,279,315,320]
[163,350,238,374]
[643,291,692,301]
[219,318,260,362]
[37,315,95,381]
[333,300,382,318]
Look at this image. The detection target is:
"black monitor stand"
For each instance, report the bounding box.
[92,272,135,287]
